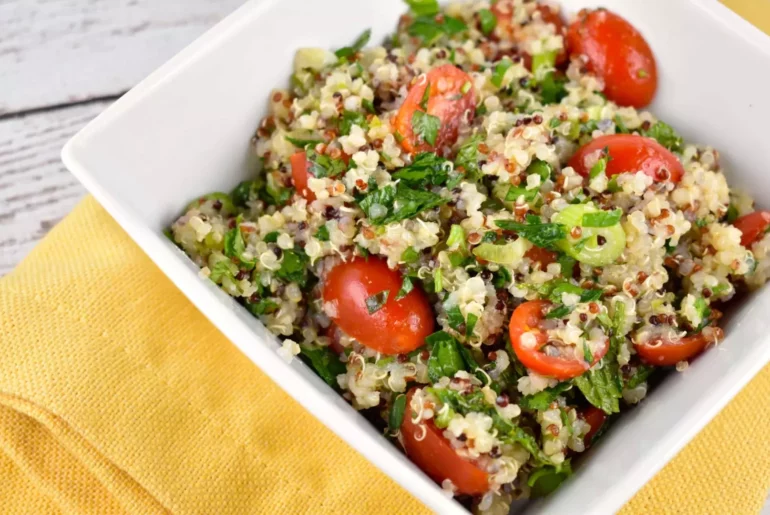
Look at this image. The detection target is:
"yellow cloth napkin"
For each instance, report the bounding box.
[2,3,769,513]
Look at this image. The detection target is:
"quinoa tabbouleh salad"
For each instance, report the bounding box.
[169,0,770,511]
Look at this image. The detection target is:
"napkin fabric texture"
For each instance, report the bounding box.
[2,2,770,512]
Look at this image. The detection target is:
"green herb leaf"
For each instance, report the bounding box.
[625,364,655,389]
[334,28,371,59]
[426,331,467,382]
[532,51,557,73]
[589,153,609,179]
[404,0,439,16]
[466,313,478,338]
[574,361,623,414]
[478,8,497,35]
[408,15,467,45]
[454,135,485,180]
[365,290,390,314]
[641,121,683,152]
[245,298,279,316]
[209,260,235,283]
[496,217,567,250]
[493,267,512,288]
[726,204,739,223]
[389,393,408,434]
[505,185,539,202]
[491,58,513,88]
[401,247,420,263]
[305,148,347,178]
[299,345,346,388]
[412,110,441,146]
[358,183,447,225]
[539,72,568,104]
[276,248,309,286]
[545,304,571,319]
[339,110,368,136]
[224,221,257,269]
[527,159,552,182]
[420,81,431,110]
[519,382,572,410]
[395,276,414,300]
[285,135,323,148]
[528,463,573,498]
[362,98,376,114]
[446,305,465,331]
[263,231,279,243]
[392,152,449,188]
[315,225,330,241]
[582,208,622,228]
[614,115,630,134]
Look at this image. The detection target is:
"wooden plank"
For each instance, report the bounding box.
[0,0,243,115]
[0,101,111,276]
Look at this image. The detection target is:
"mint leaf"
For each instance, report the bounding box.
[339,110,368,136]
[574,361,623,414]
[519,382,572,410]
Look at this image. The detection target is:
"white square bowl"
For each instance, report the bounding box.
[62,1,770,513]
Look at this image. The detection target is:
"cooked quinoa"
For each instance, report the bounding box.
[169,1,770,511]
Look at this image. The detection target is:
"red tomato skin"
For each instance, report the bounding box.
[393,64,476,155]
[401,389,490,495]
[509,300,607,380]
[581,406,607,447]
[290,151,315,201]
[322,258,434,355]
[733,211,770,247]
[566,9,657,108]
[569,134,684,184]
[634,329,721,366]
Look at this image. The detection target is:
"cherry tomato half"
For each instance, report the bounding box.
[509,300,608,380]
[566,8,657,108]
[401,389,489,495]
[290,151,315,201]
[634,328,723,366]
[581,406,607,448]
[393,64,476,155]
[569,134,684,184]
[732,211,770,248]
[322,257,434,355]
[492,2,567,69]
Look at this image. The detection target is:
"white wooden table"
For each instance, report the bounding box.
[0,0,243,276]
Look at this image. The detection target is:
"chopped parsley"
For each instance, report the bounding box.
[407,14,467,45]
[305,148,347,178]
[641,121,683,152]
[358,183,447,225]
[365,290,390,314]
[411,110,441,146]
[404,0,439,16]
[401,247,420,263]
[388,393,407,434]
[426,331,467,383]
[582,208,622,228]
[495,215,567,250]
[314,225,330,241]
[285,134,323,148]
[445,304,465,331]
[224,222,257,270]
[392,152,449,187]
[275,248,309,286]
[395,276,414,300]
[478,8,497,35]
[339,110,368,136]
[334,28,371,59]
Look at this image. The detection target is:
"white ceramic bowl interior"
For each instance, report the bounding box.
[62,1,770,513]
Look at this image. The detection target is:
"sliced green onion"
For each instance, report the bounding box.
[472,238,531,265]
[554,204,626,266]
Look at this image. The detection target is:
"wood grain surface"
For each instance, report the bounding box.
[0,0,242,276]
